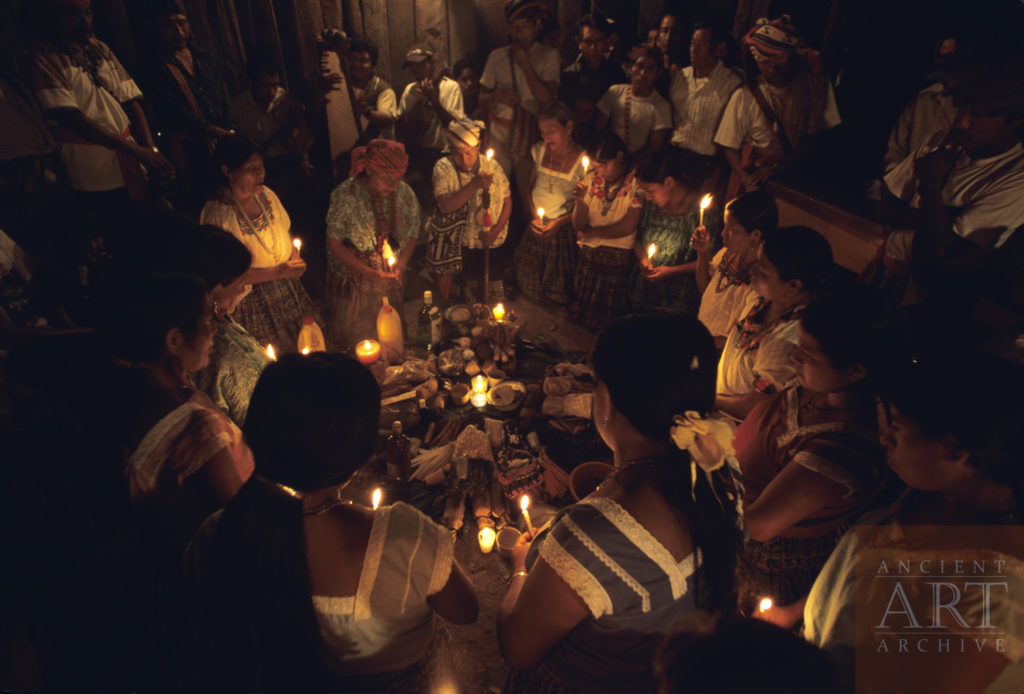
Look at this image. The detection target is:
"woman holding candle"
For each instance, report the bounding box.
[424,119,511,302]
[733,287,888,615]
[694,190,778,348]
[570,131,644,329]
[186,353,479,692]
[106,274,254,554]
[324,139,420,348]
[498,313,742,694]
[201,135,315,355]
[514,100,586,306]
[715,225,834,421]
[631,148,721,315]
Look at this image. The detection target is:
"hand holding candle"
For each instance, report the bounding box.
[646,243,657,267]
[758,597,773,613]
[519,495,536,537]
[371,487,383,510]
[699,194,713,227]
[292,237,303,258]
[581,155,589,174]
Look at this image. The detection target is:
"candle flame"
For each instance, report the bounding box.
[520,495,530,511]
[536,207,545,221]
[478,526,495,553]
[759,597,773,612]
[359,339,372,351]
[292,237,302,252]
[493,302,506,321]
[472,374,488,394]
[382,241,396,270]
[485,148,494,160]
[647,243,657,260]
[371,487,382,510]
[301,347,310,355]
[581,155,590,171]
[265,344,277,361]
[699,193,713,211]
[387,256,396,269]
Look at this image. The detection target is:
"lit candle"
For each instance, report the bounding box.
[758,597,773,613]
[478,526,496,553]
[699,193,713,227]
[485,148,494,161]
[371,487,382,510]
[292,237,303,256]
[536,207,545,224]
[520,495,536,537]
[382,241,396,272]
[301,347,311,355]
[581,155,590,174]
[265,344,277,361]
[355,339,381,365]
[493,302,506,322]
[646,243,657,264]
[472,374,488,394]
[471,392,487,409]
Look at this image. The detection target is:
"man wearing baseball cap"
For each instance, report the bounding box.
[397,42,464,211]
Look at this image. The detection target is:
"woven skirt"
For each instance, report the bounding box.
[234,276,315,355]
[571,246,634,330]
[737,528,847,615]
[505,663,584,694]
[515,224,576,306]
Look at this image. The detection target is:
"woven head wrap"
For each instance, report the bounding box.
[744,15,802,62]
[446,119,486,149]
[349,138,408,178]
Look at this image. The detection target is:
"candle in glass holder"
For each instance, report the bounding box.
[699,194,713,227]
[371,487,383,510]
[265,344,277,361]
[520,495,536,536]
[471,392,487,409]
[472,374,488,394]
[355,339,381,365]
[292,238,303,256]
[493,302,506,322]
[758,597,773,613]
[478,526,496,553]
[581,155,590,174]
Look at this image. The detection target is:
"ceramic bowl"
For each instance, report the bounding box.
[496,526,521,560]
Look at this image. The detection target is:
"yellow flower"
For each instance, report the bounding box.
[670,411,736,474]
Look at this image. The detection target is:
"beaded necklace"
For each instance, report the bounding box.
[229,190,273,255]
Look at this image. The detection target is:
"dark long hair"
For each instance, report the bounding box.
[800,284,887,372]
[724,190,778,236]
[760,225,834,296]
[592,312,741,612]
[194,353,381,692]
[636,147,707,192]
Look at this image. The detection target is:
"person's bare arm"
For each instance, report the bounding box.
[194,448,246,505]
[48,109,173,176]
[743,462,849,542]
[715,389,768,420]
[497,537,589,669]
[426,560,479,625]
[693,227,713,292]
[437,172,489,214]
[245,259,306,284]
[484,194,513,247]
[578,205,641,241]
[511,45,555,106]
[123,99,156,149]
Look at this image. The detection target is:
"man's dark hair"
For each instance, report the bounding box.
[346,36,379,66]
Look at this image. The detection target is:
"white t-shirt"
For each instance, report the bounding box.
[597,84,672,154]
[669,62,742,156]
[398,76,464,150]
[883,82,956,174]
[480,42,561,146]
[31,38,143,191]
[714,72,840,164]
[884,141,1024,249]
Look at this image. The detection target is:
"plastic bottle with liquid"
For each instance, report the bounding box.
[376,296,404,358]
[417,290,442,350]
[297,316,327,353]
